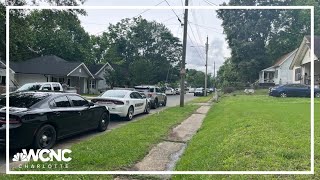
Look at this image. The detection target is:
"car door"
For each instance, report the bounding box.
[48,95,80,137]
[156,88,164,102]
[67,95,95,129]
[134,92,146,114]
[130,92,143,114]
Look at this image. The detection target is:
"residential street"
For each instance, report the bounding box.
[0,93,197,173]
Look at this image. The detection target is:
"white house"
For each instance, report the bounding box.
[289,36,320,87]
[259,49,297,85]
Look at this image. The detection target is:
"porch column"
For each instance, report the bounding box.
[262,71,264,82]
[267,72,270,82]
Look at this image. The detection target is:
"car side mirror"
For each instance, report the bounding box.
[88,102,95,106]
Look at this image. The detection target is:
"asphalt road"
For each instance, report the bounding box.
[0,93,196,172]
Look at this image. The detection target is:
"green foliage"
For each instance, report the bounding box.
[216,0,319,85]
[186,68,214,88]
[98,17,182,87]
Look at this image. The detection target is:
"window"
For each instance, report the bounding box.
[156,88,160,93]
[134,92,143,99]
[52,84,61,91]
[0,76,5,85]
[67,79,71,86]
[51,77,64,84]
[89,80,96,89]
[295,68,301,81]
[52,96,71,107]
[41,84,52,91]
[68,95,89,107]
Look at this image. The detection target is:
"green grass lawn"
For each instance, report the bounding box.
[3,104,199,179]
[173,95,317,179]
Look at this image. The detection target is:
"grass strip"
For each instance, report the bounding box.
[173,95,315,179]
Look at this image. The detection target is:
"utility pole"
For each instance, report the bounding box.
[204,36,209,96]
[180,0,189,107]
[214,61,215,78]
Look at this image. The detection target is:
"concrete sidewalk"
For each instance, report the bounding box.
[116,100,213,179]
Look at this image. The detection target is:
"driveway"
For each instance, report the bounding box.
[0,93,196,173]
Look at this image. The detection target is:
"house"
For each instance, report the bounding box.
[289,35,320,87]
[259,49,297,85]
[3,55,113,94]
[87,62,113,94]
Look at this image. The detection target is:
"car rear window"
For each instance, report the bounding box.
[101,90,128,98]
[0,93,50,108]
[135,87,154,93]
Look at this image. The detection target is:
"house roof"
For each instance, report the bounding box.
[305,35,320,58]
[272,49,297,67]
[9,55,82,76]
[88,64,105,75]
[290,35,320,69]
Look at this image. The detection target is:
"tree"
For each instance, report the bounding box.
[97,17,182,87]
[216,0,317,85]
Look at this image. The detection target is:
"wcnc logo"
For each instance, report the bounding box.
[13,149,72,162]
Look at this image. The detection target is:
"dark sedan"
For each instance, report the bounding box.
[269,84,320,98]
[0,92,110,149]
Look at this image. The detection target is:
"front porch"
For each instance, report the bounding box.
[259,67,275,84]
[300,60,320,87]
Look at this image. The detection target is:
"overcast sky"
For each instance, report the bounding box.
[77,0,231,76]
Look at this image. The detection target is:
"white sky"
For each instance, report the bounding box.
[78,0,231,76]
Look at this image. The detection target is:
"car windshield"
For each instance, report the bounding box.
[101,90,128,98]
[16,83,41,91]
[0,93,50,108]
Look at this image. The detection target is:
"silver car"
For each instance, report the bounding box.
[134,85,167,109]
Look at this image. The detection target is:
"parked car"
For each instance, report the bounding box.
[209,88,215,93]
[194,88,205,96]
[175,88,181,95]
[165,87,176,95]
[138,92,152,110]
[0,92,109,149]
[269,84,320,98]
[189,88,195,93]
[134,85,167,109]
[15,82,64,92]
[91,89,150,121]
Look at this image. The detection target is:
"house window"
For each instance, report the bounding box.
[0,76,5,85]
[89,80,96,89]
[52,77,65,84]
[275,70,278,78]
[295,68,301,81]
[67,78,71,86]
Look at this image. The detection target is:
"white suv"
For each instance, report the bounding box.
[16,82,64,92]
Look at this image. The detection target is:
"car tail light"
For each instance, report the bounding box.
[0,116,21,124]
[113,101,124,105]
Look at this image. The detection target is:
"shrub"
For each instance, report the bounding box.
[223,87,235,94]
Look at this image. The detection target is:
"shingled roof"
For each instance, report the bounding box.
[272,49,297,67]
[87,64,105,75]
[10,55,83,76]
[305,35,320,58]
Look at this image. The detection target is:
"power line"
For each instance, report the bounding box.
[164,0,182,24]
[203,0,218,6]
[161,13,183,23]
[190,9,204,45]
[188,22,205,60]
[134,0,166,18]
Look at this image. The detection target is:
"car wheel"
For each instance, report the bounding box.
[152,99,158,109]
[163,98,167,106]
[33,124,57,149]
[126,106,134,121]
[315,92,320,98]
[145,102,151,114]
[280,92,287,98]
[97,112,109,132]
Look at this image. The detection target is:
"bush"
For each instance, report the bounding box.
[223,87,236,94]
